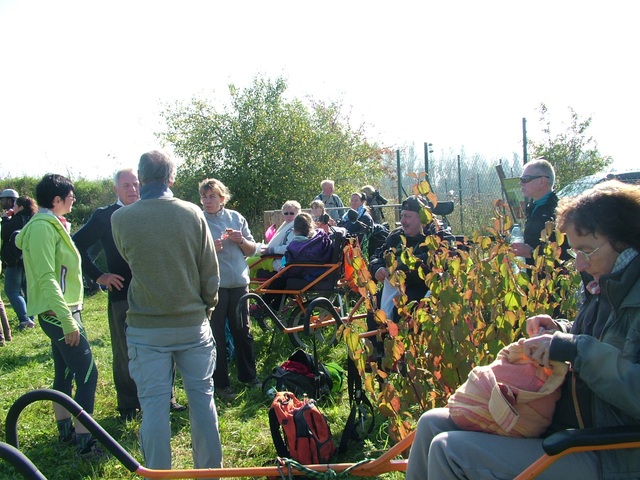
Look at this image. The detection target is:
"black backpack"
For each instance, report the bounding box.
[1,215,29,267]
[262,349,333,400]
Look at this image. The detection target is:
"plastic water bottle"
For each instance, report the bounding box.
[510,225,526,273]
[266,387,277,400]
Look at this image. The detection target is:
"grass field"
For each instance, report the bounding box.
[0,286,404,480]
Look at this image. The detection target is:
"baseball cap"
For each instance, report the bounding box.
[401,195,426,213]
[0,189,19,199]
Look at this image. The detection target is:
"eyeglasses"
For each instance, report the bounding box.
[282,211,296,216]
[567,242,606,262]
[67,193,76,201]
[519,175,549,184]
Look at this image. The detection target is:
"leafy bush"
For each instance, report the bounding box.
[340,177,581,443]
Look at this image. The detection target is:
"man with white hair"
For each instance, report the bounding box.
[512,158,564,263]
[314,179,345,222]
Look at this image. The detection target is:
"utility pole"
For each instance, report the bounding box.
[396,149,402,204]
[424,142,433,177]
[522,117,528,165]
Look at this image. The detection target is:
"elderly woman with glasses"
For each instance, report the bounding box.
[407,180,640,479]
[262,200,301,255]
[247,200,301,280]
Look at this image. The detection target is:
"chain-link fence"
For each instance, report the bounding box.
[376,149,526,237]
[256,150,526,240]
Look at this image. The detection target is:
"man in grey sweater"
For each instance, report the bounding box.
[112,150,222,472]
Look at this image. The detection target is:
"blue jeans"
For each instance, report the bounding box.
[4,266,30,323]
[126,321,222,472]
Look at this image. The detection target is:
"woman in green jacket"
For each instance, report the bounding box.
[16,174,101,460]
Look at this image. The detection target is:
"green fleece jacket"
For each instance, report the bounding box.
[16,212,83,334]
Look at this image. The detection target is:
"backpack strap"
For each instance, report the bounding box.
[269,405,291,459]
[338,356,375,453]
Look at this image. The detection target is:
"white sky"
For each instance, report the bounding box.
[1,0,637,179]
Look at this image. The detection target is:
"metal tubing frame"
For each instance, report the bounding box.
[4,389,411,478]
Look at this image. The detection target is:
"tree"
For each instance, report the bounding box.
[529,103,612,189]
[159,76,387,232]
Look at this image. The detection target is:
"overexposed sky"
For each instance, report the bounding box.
[1,0,637,179]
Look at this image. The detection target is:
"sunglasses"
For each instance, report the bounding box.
[282,211,296,216]
[567,242,606,262]
[519,175,549,184]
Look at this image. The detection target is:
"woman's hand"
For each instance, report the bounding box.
[225,228,244,245]
[521,334,554,368]
[526,314,559,337]
[64,330,80,347]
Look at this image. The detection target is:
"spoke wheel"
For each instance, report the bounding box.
[288,303,339,350]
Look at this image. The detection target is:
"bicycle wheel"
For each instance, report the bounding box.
[287,301,339,350]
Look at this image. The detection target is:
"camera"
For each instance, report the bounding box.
[319,213,331,224]
[374,190,388,205]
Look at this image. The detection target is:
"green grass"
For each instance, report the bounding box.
[0,288,404,480]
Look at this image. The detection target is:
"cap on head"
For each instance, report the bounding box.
[401,195,426,213]
[0,189,19,199]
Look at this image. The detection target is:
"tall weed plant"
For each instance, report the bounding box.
[341,176,581,443]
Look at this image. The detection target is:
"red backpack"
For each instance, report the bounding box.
[269,391,335,465]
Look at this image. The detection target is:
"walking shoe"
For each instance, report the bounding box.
[0,339,5,347]
[17,320,35,331]
[170,401,187,412]
[245,378,262,389]
[76,439,109,462]
[216,386,237,402]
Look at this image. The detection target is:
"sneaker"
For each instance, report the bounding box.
[216,386,237,402]
[170,401,187,412]
[76,439,109,462]
[18,320,35,331]
[58,429,76,446]
[0,339,5,347]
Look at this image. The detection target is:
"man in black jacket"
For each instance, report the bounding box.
[73,168,185,420]
[369,195,434,304]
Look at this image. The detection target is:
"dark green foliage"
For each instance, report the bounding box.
[160,76,387,230]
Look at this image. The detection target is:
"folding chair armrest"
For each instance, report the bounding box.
[543,424,640,456]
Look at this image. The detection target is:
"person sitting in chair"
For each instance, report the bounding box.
[339,192,373,236]
[262,213,332,311]
[406,180,640,480]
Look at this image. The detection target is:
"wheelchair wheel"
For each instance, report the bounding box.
[288,303,339,350]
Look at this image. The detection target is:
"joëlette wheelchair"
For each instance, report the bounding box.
[239,229,367,351]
